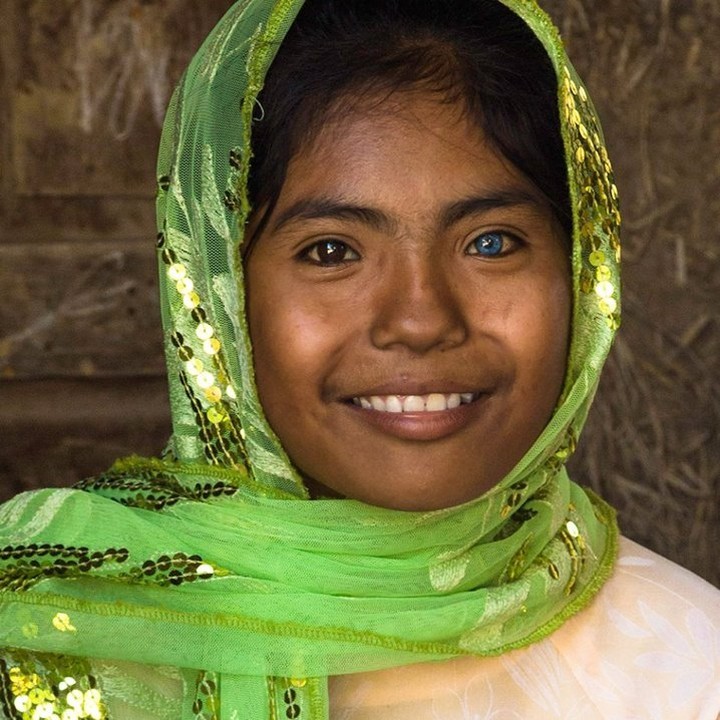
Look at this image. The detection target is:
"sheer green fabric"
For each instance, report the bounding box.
[0,0,622,718]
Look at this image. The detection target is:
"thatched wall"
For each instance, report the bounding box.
[1,0,718,585]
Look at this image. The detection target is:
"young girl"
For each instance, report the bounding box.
[1,0,719,718]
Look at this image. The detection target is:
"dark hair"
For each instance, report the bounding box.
[246,0,570,246]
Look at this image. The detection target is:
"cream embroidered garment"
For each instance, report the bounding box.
[329,538,720,719]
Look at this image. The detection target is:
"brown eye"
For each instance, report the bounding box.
[301,240,360,265]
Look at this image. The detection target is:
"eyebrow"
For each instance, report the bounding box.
[269,188,542,235]
[439,189,542,228]
[270,198,396,234]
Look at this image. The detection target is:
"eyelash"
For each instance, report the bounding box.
[298,230,521,266]
[464,231,520,258]
[298,239,360,266]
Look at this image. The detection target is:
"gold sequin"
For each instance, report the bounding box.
[14,695,31,712]
[186,358,204,376]
[566,520,580,538]
[1,653,109,720]
[28,688,47,704]
[204,338,221,356]
[589,250,606,267]
[226,385,237,400]
[183,292,201,310]
[196,323,214,341]
[205,386,222,403]
[66,689,84,708]
[83,689,103,719]
[197,371,215,389]
[598,297,618,315]
[196,563,215,578]
[167,264,187,281]
[52,613,76,633]
[562,63,621,329]
[594,280,614,298]
[207,408,226,425]
[34,701,56,718]
[176,278,194,295]
[595,265,612,282]
[554,445,570,460]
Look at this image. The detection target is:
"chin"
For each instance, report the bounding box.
[314,474,495,512]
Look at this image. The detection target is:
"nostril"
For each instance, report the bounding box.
[369,299,469,353]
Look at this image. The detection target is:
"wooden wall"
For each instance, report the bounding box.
[1,0,718,585]
[0,0,228,496]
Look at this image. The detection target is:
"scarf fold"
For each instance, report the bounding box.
[0,0,622,718]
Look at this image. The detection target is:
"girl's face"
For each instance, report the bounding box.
[246,93,570,510]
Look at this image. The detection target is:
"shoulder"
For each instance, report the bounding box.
[331,538,720,720]
[610,536,720,611]
[546,536,720,717]
[594,536,720,635]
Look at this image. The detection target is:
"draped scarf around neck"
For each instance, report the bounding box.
[0,1,622,718]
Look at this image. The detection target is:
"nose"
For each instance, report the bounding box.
[369,254,469,354]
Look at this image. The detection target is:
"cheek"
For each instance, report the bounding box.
[480,263,569,413]
[248,277,342,409]
[518,272,572,397]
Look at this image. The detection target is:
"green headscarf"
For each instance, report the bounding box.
[0,0,621,718]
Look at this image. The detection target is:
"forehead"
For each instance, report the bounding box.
[279,91,544,213]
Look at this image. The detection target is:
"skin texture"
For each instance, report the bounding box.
[246,92,571,511]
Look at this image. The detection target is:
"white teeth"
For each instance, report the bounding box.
[403,395,425,412]
[353,392,476,413]
[447,393,461,409]
[386,396,403,413]
[425,393,446,412]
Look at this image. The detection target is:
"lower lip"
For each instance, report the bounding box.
[343,396,488,441]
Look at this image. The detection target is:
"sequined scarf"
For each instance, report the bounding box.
[0,1,621,718]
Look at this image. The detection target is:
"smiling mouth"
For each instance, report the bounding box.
[350,392,478,413]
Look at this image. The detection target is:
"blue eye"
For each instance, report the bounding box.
[468,233,505,257]
[467,232,507,257]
